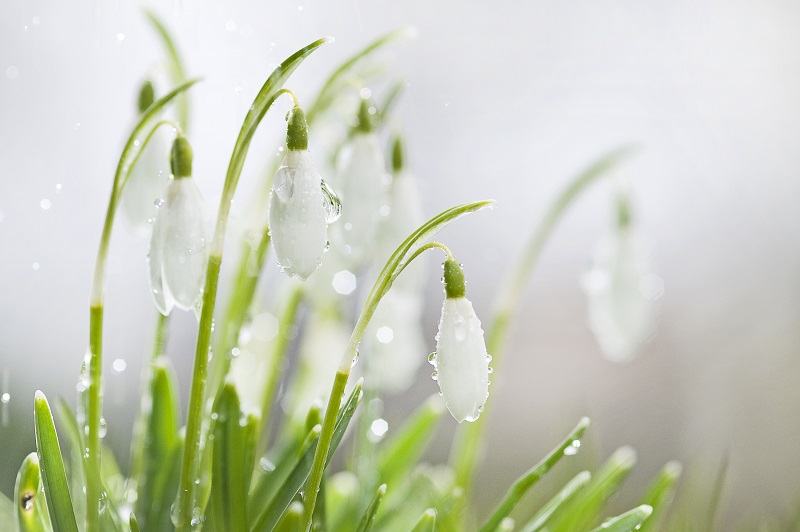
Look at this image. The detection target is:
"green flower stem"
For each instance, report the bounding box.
[450,146,638,496]
[143,9,190,131]
[173,38,332,530]
[84,81,197,531]
[301,201,495,530]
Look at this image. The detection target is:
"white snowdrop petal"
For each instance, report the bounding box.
[122,127,171,236]
[269,151,328,280]
[147,209,171,315]
[160,178,209,311]
[334,133,387,267]
[584,230,658,362]
[434,297,490,423]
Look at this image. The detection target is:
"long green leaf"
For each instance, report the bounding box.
[210,383,249,531]
[410,509,436,532]
[480,417,590,532]
[14,452,51,531]
[638,461,681,532]
[251,379,364,531]
[55,399,86,528]
[135,359,181,530]
[377,396,445,489]
[34,391,78,532]
[590,505,652,532]
[356,484,386,532]
[275,501,303,532]
[521,471,591,532]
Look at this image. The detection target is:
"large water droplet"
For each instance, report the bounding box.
[428,352,437,365]
[274,171,294,202]
[321,180,341,223]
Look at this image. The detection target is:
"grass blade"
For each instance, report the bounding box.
[34,391,78,532]
[356,484,386,532]
[552,446,638,532]
[251,380,364,531]
[14,452,51,531]
[590,505,653,532]
[639,461,682,532]
[521,471,591,532]
[130,512,141,532]
[377,396,445,488]
[411,509,437,532]
[210,383,249,531]
[275,501,303,532]
[479,417,590,532]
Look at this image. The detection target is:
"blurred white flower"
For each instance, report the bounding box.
[583,226,662,363]
[431,259,490,423]
[122,81,171,236]
[366,291,426,394]
[333,100,387,268]
[148,137,209,315]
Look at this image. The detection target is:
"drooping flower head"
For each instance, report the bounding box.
[122,79,172,236]
[147,136,209,315]
[269,105,339,280]
[431,258,491,423]
[332,98,388,268]
[583,194,662,362]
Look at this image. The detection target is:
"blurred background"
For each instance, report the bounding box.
[1,0,799,528]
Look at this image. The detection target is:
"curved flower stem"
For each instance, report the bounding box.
[85,80,198,532]
[449,146,638,496]
[143,9,190,131]
[172,38,332,531]
[301,201,495,530]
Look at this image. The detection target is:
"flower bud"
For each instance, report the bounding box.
[268,106,335,280]
[147,137,209,315]
[432,259,490,423]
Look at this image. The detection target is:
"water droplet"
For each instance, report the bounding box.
[6,66,19,80]
[20,492,34,511]
[351,349,360,368]
[453,314,467,341]
[260,457,276,472]
[321,180,341,223]
[32,262,40,271]
[154,198,165,208]
[40,199,52,210]
[487,366,494,374]
[112,358,127,373]
[55,183,62,191]
[486,354,493,363]
[376,326,393,344]
[133,139,141,148]
[431,371,438,381]
[563,439,581,456]
[428,352,437,364]
[230,347,241,358]
[359,87,372,99]
[368,418,389,442]
[99,418,107,438]
[1,393,10,404]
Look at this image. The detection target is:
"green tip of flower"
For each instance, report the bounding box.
[391,136,404,173]
[171,136,193,178]
[137,80,155,114]
[286,106,309,151]
[355,97,376,134]
[443,258,466,299]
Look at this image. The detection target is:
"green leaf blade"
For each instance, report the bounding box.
[410,509,437,532]
[356,484,386,532]
[34,391,78,532]
[521,471,591,532]
[589,505,653,532]
[210,383,249,531]
[14,452,51,532]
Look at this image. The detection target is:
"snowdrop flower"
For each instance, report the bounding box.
[148,136,209,315]
[333,98,388,268]
[366,291,426,394]
[431,258,491,423]
[122,80,172,236]
[269,106,339,280]
[582,198,662,362]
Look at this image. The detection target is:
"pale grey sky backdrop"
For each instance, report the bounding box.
[1,0,799,526]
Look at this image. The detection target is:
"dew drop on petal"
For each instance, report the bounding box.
[321,180,341,223]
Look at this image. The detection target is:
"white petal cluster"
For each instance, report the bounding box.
[583,228,662,362]
[148,177,209,315]
[122,126,172,236]
[432,297,491,423]
[269,150,329,281]
[334,132,387,267]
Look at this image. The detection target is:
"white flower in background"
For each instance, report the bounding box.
[431,258,490,423]
[377,136,426,292]
[122,80,171,236]
[366,291,426,394]
[333,98,388,268]
[269,106,339,281]
[148,136,209,315]
[582,198,662,362]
